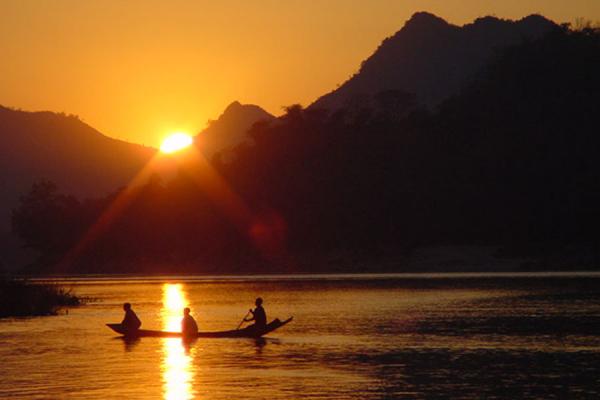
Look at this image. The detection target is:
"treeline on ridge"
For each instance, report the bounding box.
[12,25,600,273]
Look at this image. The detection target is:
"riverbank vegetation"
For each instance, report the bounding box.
[0,278,81,317]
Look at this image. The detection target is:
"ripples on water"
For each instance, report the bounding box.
[0,273,599,399]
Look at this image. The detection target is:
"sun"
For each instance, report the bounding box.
[160,133,193,153]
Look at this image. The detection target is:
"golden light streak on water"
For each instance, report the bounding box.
[161,283,193,400]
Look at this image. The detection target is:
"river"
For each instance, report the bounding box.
[1,273,599,399]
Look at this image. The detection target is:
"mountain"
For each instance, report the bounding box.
[0,106,156,232]
[6,14,598,274]
[195,101,275,158]
[310,12,557,111]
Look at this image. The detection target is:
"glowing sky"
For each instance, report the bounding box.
[1,0,599,147]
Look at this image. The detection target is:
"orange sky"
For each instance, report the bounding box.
[1,0,599,147]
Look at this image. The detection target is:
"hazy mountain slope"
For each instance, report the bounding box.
[195,101,275,157]
[310,12,557,111]
[0,106,156,232]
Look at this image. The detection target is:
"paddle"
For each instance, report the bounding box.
[236,310,252,330]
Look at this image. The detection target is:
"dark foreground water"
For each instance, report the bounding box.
[1,273,599,399]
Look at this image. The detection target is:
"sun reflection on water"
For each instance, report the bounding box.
[162,283,193,400]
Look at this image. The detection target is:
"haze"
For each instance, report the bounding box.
[1,0,598,147]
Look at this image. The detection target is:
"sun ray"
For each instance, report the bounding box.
[58,139,288,271]
[57,152,164,271]
[174,146,289,262]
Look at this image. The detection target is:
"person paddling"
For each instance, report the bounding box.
[121,302,141,334]
[181,307,198,338]
[244,297,267,329]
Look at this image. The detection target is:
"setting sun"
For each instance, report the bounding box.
[160,133,193,153]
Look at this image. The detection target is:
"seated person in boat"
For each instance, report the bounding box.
[121,302,141,333]
[181,307,198,337]
[244,297,267,329]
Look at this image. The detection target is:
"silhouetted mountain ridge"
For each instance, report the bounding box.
[7,15,600,274]
[0,106,155,231]
[195,101,275,158]
[311,12,557,111]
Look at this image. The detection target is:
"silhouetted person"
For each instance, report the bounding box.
[244,297,267,329]
[121,302,141,334]
[181,307,198,338]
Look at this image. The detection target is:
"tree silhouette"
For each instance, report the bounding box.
[11,26,600,273]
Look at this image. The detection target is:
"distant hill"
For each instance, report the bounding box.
[195,101,275,158]
[6,14,599,274]
[0,106,156,232]
[310,12,557,111]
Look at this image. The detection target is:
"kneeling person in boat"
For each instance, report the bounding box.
[121,302,141,333]
[244,297,267,330]
[181,307,198,337]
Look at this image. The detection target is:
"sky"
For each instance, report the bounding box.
[1,0,599,147]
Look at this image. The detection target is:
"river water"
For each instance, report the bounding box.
[1,273,599,399]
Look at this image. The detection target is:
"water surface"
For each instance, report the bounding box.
[1,273,599,399]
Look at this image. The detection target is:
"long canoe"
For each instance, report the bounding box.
[106,317,293,339]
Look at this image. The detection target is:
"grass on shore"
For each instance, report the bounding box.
[0,279,82,318]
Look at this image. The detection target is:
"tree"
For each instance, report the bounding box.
[11,180,82,254]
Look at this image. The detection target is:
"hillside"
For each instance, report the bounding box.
[0,106,156,267]
[310,12,557,111]
[7,17,600,273]
[195,101,275,158]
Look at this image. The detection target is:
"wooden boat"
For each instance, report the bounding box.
[106,317,293,338]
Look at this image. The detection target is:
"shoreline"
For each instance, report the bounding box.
[0,279,82,318]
